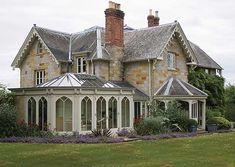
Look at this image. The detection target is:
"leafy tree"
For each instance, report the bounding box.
[188,68,225,108]
[224,84,235,121]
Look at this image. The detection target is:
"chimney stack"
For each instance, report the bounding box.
[147,9,160,27]
[105,1,125,47]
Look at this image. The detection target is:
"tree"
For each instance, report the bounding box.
[188,68,225,108]
[224,84,235,121]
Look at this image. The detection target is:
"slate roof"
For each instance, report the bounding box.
[154,77,208,97]
[189,41,222,70]
[124,22,177,62]
[12,22,222,70]
[37,73,121,88]
[111,81,149,100]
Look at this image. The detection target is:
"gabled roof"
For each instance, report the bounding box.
[154,77,207,98]
[189,41,223,70]
[123,22,197,64]
[37,73,120,88]
[12,23,222,70]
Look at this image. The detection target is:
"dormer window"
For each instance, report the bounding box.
[37,42,43,54]
[167,52,176,70]
[77,57,86,73]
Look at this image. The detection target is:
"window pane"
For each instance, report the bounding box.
[81,97,92,131]
[64,99,72,131]
[108,97,117,128]
[39,97,47,130]
[97,97,106,130]
[28,98,36,125]
[56,99,64,131]
[122,97,130,127]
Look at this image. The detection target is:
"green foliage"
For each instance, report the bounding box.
[0,103,17,137]
[134,116,170,135]
[188,68,225,107]
[207,117,231,130]
[187,119,198,127]
[0,89,15,106]
[91,129,112,137]
[206,107,222,120]
[224,84,235,121]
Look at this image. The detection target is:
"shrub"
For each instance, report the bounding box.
[91,129,112,137]
[224,109,235,122]
[134,116,170,135]
[0,103,17,138]
[207,117,231,130]
[187,119,198,128]
[206,107,223,120]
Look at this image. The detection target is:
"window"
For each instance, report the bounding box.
[28,97,36,125]
[35,70,45,85]
[134,102,141,119]
[37,42,43,54]
[81,97,92,131]
[192,102,198,119]
[167,52,176,69]
[56,96,72,131]
[121,97,130,127]
[108,97,117,128]
[39,97,47,130]
[96,97,106,130]
[77,57,86,73]
[205,69,209,74]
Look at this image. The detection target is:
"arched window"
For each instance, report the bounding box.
[121,97,130,127]
[96,97,106,130]
[108,97,117,128]
[56,96,72,131]
[81,97,92,131]
[28,97,36,125]
[39,97,47,130]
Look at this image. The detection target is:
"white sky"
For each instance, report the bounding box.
[1,0,235,88]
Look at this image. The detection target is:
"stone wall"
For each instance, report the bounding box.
[152,37,188,95]
[124,61,150,96]
[20,39,61,88]
[94,60,109,80]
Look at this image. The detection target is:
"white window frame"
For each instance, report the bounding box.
[77,57,87,73]
[167,52,176,70]
[35,70,45,85]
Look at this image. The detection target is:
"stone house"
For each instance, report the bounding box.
[11,1,222,133]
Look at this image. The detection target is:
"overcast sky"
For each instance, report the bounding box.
[1,0,235,88]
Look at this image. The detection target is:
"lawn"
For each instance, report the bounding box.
[0,132,235,167]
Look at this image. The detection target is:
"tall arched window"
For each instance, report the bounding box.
[39,97,47,130]
[96,97,106,130]
[121,97,130,127]
[108,97,117,128]
[56,96,72,131]
[28,97,36,125]
[81,97,92,131]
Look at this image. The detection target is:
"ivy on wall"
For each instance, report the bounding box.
[188,68,225,108]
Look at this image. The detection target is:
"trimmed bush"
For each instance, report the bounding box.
[134,116,170,135]
[187,119,198,128]
[207,117,231,130]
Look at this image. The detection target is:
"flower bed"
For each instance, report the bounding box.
[0,134,125,144]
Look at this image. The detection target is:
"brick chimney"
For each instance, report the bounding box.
[105,1,125,47]
[104,1,125,81]
[147,9,160,27]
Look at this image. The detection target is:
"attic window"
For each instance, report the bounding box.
[167,52,176,70]
[77,57,86,73]
[37,42,43,54]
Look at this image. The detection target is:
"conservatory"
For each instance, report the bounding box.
[11,73,148,133]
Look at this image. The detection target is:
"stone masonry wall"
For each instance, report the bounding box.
[124,61,150,96]
[152,37,188,95]
[20,39,61,88]
[15,96,25,122]
[94,60,109,80]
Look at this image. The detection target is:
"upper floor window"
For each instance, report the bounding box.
[167,52,176,70]
[77,57,86,73]
[37,42,43,54]
[35,70,45,85]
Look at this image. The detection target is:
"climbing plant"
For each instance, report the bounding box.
[188,68,225,108]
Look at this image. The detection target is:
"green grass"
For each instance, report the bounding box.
[1,133,235,167]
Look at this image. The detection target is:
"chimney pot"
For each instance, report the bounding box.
[149,9,153,15]
[155,11,159,17]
